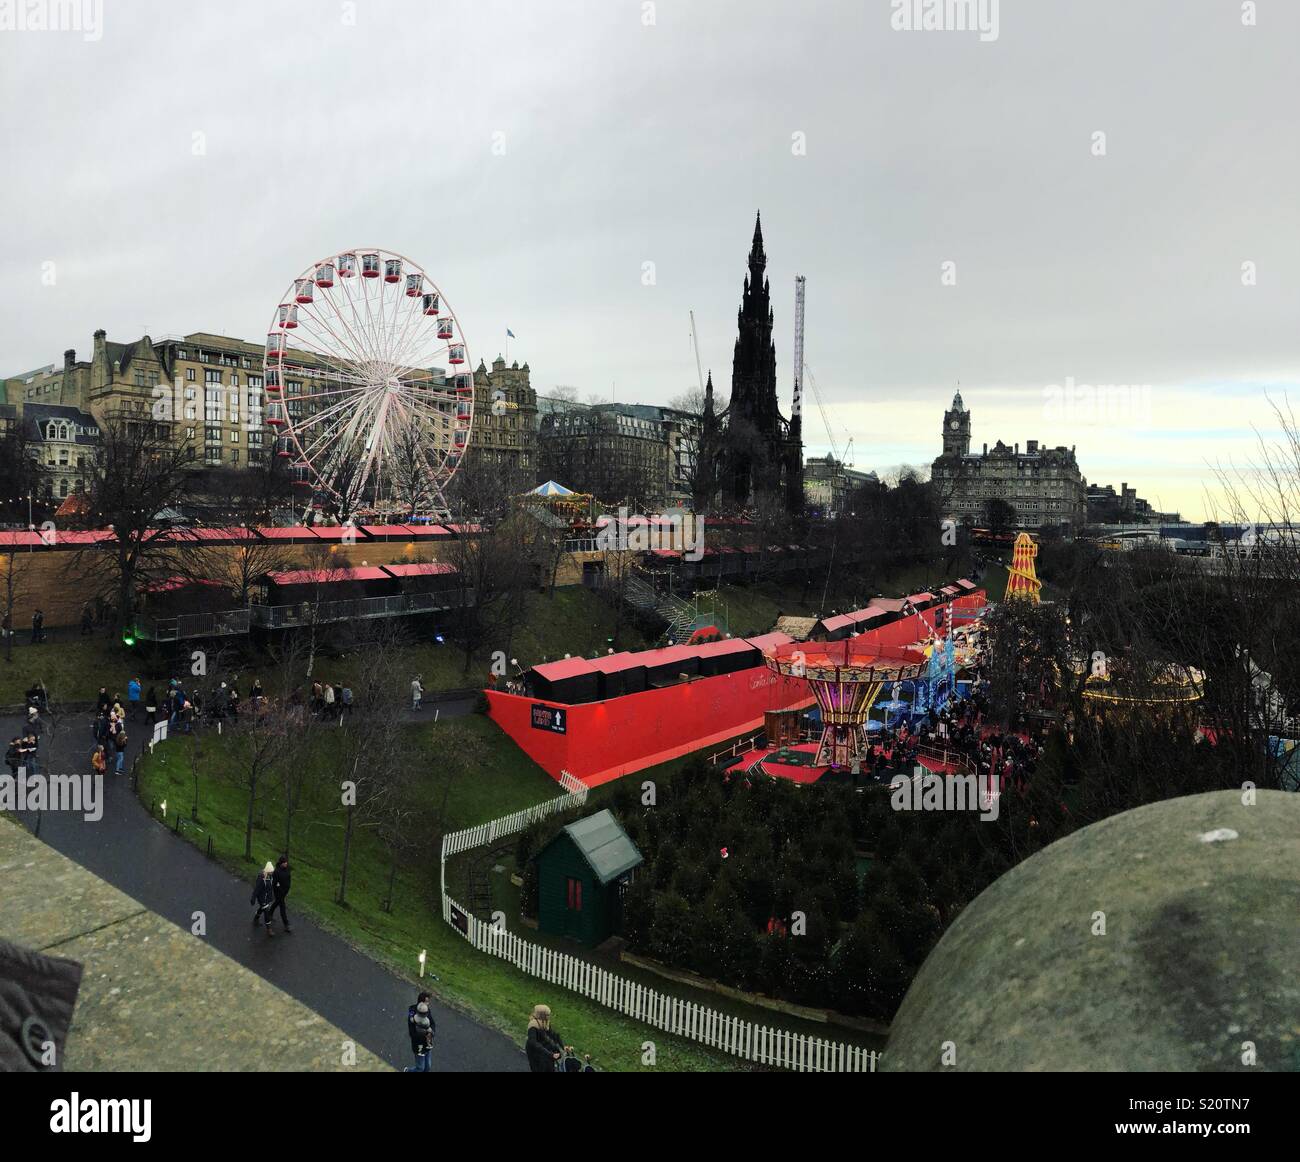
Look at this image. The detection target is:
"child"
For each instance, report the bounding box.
[91,745,107,776]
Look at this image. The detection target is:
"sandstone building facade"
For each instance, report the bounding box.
[931,391,1087,531]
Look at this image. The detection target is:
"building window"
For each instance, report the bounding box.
[186,368,196,381]
[565,877,583,912]
[205,369,222,384]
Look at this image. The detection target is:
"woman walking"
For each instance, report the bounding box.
[525,1004,568,1072]
[250,862,277,937]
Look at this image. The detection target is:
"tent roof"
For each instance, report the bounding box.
[531,480,574,496]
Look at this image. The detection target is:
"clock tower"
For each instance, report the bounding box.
[942,390,970,457]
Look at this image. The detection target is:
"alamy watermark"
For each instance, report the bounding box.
[890,0,999,43]
[1042,377,1152,426]
[0,0,103,40]
[0,770,103,822]
[891,767,999,821]
[594,508,704,562]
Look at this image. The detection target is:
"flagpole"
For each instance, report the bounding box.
[505,329,509,365]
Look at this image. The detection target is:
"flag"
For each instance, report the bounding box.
[506,328,516,338]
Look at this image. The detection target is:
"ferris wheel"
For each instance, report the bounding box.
[263,248,473,520]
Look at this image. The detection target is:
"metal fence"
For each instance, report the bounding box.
[251,589,470,629]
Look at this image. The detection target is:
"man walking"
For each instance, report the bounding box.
[271,855,292,934]
[411,675,424,712]
[30,609,44,645]
[403,993,435,1072]
[127,676,142,721]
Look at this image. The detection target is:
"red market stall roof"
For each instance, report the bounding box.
[692,638,757,662]
[163,526,258,542]
[530,657,599,682]
[381,562,459,577]
[52,529,115,545]
[818,613,858,633]
[0,530,47,547]
[145,576,226,593]
[307,526,361,541]
[359,524,419,539]
[255,526,324,541]
[265,566,389,586]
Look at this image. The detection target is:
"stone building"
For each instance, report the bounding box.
[804,454,878,516]
[465,355,538,483]
[931,391,1087,531]
[21,403,101,501]
[1086,481,1179,525]
[7,330,535,483]
[537,401,697,507]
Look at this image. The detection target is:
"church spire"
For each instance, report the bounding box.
[748,211,766,274]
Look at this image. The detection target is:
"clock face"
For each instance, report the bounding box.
[949,420,960,430]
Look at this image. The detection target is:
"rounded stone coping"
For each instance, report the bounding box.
[883,789,1300,1072]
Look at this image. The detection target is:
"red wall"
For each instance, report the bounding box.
[489,592,985,787]
[488,668,813,786]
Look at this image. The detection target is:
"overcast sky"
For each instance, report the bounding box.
[3,0,1299,522]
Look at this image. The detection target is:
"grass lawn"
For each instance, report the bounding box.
[135,712,740,1071]
[1,586,649,707]
[0,635,138,705]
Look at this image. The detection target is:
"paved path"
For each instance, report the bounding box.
[2,706,524,1072]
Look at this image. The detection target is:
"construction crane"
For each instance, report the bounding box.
[793,274,851,466]
[792,276,805,426]
[689,310,706,398]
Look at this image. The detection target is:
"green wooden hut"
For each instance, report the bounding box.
[535,810,643,946]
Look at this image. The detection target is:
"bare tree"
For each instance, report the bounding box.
[1,544,31,665]
[66,409,196,633]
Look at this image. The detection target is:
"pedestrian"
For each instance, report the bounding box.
[113,726,128,774]
[144,685,158,727]
[97,687,111,714]
[340,685,353,716]
[403,993,435,1072]
[5,736,22,777]
[270,855,292,934]
[127,676,141,720]
[525,1004,568,1073]
[1,607,10,643]
[91,745,107,777]
[31,609,44,644]
[80,603,94,636]
[323,682,335,718]
[411,675,424,712]
[23,732,39,777]
[227,685,240,719]
[250,862,276,936]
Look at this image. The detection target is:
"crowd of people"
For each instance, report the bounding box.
[917,677,1050,793]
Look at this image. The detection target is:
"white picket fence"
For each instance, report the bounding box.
[438,770,880,1073]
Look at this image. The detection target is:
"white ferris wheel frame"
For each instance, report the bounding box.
[263,247,474,521]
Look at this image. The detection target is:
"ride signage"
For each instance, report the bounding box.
[531,704,567,734]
